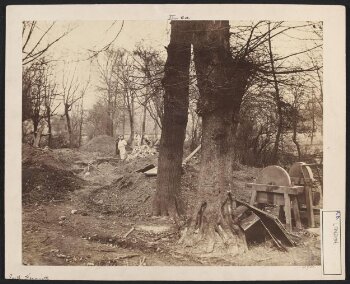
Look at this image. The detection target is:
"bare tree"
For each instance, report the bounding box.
[119,54,138,145]
[61,64,82,147]
[133,44,165,143]
[42,66,60,148]
[23,59,48,146]
[22,21,74,66]
[96,49,124,137]
[178,21,253,255]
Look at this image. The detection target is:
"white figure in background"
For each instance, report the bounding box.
[134,133,141,146]
[118,135,128,160]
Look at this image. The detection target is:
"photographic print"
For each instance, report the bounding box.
[5,4,345,281]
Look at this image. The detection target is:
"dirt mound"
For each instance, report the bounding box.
[22,143,85,205]
[23,164,85,205]
[22,143,68,169]
[80,135,116,156]
[87,172,156,217]
[85,155,158,216]
[84,153,259,218]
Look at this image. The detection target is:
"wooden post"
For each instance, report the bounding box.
[304,185,315,227]
[250,190,257,206]
[291,196,302,230]
[283,193,292,231]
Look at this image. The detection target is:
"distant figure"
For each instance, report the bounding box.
[134,133,141,146]
[118,135,128,160]
[144,135,152,146]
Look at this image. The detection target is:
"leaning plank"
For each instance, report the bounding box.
[236,199,295,247]
[136,164,155,173]
[144,167,158,176]
[144,145,202,177]
[182,145,201,166]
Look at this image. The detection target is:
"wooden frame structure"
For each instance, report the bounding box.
[246,183,304,232]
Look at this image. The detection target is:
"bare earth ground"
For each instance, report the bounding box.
[22,143,321,266]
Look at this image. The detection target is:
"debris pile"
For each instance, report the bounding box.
[126,145,157,161]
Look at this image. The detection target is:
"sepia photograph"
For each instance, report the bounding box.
[5,4,345,281]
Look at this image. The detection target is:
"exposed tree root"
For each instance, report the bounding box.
[177,193,247,257]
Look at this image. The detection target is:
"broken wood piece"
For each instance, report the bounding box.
[114,254,139,261]
[123,227,135,238]
[136,164,155,173]
[144,167,158,176]
[182,144,201,166]
[139,256,146,266]
[259,218,287,252]
[236,199,295,247]
[232,205,250,222]
[239,213,260,231]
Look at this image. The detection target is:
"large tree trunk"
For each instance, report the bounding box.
[152,21,192,217]
[179,21,252,255]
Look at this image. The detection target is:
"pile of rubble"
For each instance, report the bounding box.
[126,145,157,161]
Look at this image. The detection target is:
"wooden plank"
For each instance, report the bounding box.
[249,190,257,205]
[182,145,201,166]
[240,213,261,231]
[255,192,285,206]
[283,193,292,232]
[236,199,296,247]
[291,196,302,230]
[135,164,155,173]
[304,185,315,227]
[245,183,304,195]
[144,167,158,176]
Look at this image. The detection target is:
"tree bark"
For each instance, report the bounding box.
[179,21,252,255]
[127,95,135,145]
[122,106,126,136]
[292,110,302,160]
[268,22,283,164]
[64,103,73,148]
[46,106,52,148]
[32,117,39,146]
[78,109,84,147]
[140,104,147,145]
[152,21,192,217]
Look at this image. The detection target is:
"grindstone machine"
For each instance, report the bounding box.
[246,162,323,231]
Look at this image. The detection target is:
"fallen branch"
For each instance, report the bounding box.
[154,231,177,241]
[123,227,135,238]
[139,256,146,266]
[113,254,139,261]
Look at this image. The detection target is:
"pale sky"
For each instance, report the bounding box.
[24,20,322,111]
[26,21,171,109]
